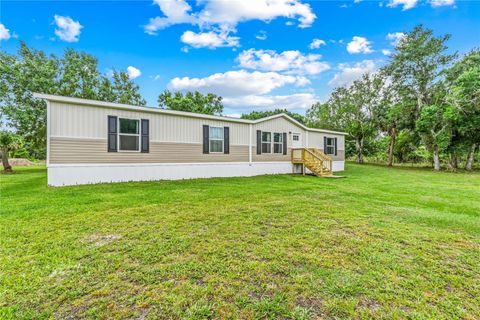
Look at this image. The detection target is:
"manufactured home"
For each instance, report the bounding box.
[35,94,347,186]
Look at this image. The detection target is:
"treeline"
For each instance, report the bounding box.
[306,25,479,171]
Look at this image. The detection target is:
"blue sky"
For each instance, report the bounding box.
[1,0,479,116]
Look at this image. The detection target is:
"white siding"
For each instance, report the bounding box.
[308,132,324,149]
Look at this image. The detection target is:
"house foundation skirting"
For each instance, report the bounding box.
[48,161,345,186]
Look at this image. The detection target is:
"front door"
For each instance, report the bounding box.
[292,133,302,148]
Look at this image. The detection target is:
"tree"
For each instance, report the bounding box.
[369,71,402,166]
[0,131,24,173]
[58,49,101,99]
[0,43,60,156]
[158,90,223,115]
[447,50,480,171]
[241,109,306,124]
[416,83,455,171]
[96,71,146,106]
[109,71,146,106]
[306,102,337,130]
[307,74,381,163]
[384,25,455,128]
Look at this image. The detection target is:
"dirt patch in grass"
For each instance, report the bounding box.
[83,233,123,247]
[296,297,325,317]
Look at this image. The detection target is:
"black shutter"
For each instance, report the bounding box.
[141,119,149,153]
[256,130,262,155]
[108,116,117,152]
[334,137,338,156]
[203,125,209,154]
[224,127,230,154]
[324,136,327,153]
[283,132,287,155]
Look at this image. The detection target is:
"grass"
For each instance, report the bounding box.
[1,163,479,319]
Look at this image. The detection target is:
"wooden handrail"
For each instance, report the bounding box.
[308,148,332,161]
[291,148,333,176]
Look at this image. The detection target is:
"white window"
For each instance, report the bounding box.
[209,126,224,153]
[261,132,272,153]
[118,118,140,152]
[293,134,299,142]
[325,137,336,155]
[274,133,283,154]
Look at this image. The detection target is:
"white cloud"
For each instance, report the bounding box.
[347,36,373,54]
[430,0,455,7]
[386,32,405,46]
[329,60,378,87]
[0,23,11,41]
[237,49,330,75]
[53,15,83,42]
[382,49,392,56]
[255,30,267,40]
[149,74,161,81]
[198,0,316,29]
[309,38,326,49]
[127,66,141,79]
[181,29,239,48]
[223,93,316,110]
[168,70,309,97]
[144,0,316,35]
[144,0,196,35]
[387,0,418,10]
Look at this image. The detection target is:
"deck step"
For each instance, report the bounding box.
[292,148,337,178]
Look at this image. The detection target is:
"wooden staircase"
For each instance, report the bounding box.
[291,148,333,177]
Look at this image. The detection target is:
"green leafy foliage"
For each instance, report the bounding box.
[158,90,223,115]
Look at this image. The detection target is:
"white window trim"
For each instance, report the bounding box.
[260,132,284,154]
[273,132,283,154]
[261,132,272,154]
[325,137,336,155]
[118,117,141,152]
[209,126,224,154]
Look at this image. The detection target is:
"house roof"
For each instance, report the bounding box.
[34,93,348,135]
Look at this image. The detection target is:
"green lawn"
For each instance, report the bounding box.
[1,164,479,319]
